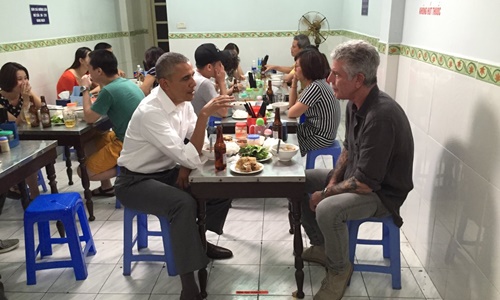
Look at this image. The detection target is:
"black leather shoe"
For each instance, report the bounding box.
[206,242,233,259]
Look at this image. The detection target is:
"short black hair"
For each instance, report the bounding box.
[89,49,118,77]
[224,43,240,55]
[94,42,112,51]
[0,62,29,92]
[68,47,91,70]
[143,46,165,71]
[295,48,330,81]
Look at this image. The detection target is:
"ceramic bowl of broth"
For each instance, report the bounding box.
[270,143,299,161]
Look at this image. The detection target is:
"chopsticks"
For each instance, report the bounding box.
[209,137,213,153]
[244,102,257,118]
[277,139,281,154]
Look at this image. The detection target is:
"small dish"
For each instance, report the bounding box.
[230,162,264,175]
[257,153,273,162]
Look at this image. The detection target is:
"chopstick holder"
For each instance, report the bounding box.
[247,102,257,118]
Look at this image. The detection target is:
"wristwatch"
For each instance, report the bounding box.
[80,86,90,94]
[321,187,329,199]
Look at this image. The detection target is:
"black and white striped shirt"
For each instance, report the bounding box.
[297,79,340,156]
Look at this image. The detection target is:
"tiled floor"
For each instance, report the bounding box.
[0,147,442,300]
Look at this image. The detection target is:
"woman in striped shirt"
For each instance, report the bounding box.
[287,48,341,157]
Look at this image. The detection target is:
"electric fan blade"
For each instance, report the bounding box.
[301,15,314,27]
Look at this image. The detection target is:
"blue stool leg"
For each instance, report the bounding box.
[62,213,88,281]
[123,208,134,276]
[347,220,361,286]
[159,217,177,276]
[37,221,52,257]
[37,170,48,193]
[76,203,96,256]
[137,214,148,249]
[24,219,38,285]
[389,224,401,289]
[115,166,122,209]
[382,223,390,258]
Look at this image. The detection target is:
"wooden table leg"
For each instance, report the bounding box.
[64,146,73,185]
[45,161,58,194]
[17,180,30,210]
[196,197,208,299]
[76,146,94,221]
[290,197,305,299]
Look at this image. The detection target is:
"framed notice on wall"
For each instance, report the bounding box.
[30,4,50,25]
[362,0,369,16]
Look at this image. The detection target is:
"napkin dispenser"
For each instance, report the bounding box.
[70,86,83,106]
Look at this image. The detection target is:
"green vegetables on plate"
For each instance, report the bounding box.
[51,115,64,124]
[239,145,269,161]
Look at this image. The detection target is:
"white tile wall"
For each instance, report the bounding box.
[398,54,500,299]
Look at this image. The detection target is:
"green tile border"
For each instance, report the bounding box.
[2,28,499,87]
[0,29,148,53]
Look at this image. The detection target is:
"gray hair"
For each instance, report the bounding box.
[155,52,189,79]
[331,40,379,86]
[294,34,311,49]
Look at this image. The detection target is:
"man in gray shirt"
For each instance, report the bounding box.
[300,40,414,300]
[191,43,230,118]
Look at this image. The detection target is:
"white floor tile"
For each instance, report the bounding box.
[0,154,443,300]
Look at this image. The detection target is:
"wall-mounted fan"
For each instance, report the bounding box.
[298,11,330,47]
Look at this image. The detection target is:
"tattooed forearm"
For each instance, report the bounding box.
[329,149,348,185]
[327,176,372,196]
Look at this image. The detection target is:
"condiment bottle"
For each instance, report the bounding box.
[0,136,9,152]
[214,125,227,171]
[28,96,40,127]
[266,80,274,103]
[235,122,247,140]
[272,107,282,140]
[63,102,77,128]
[233,78,240,101]
[247,134,260,146]
[40,96,51,128]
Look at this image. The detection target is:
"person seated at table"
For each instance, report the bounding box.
[0,62,42,201]
[116,52,235,299]
[300,40,414,300]
[78,49,144,197]
[220,49,242,93]
[191,43,231,118]
[94,42,126,77]
[223,43,246,80]
[56,47,92,98]
[287,47,340,157]
[139,46,165,96]
[264,34,310,84]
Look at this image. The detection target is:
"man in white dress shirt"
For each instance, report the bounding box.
[115,52,234,300]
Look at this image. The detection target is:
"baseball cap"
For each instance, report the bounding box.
[195,43,223,67]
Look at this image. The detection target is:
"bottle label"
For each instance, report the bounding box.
[273,130,279,139]
[41,114,50,125]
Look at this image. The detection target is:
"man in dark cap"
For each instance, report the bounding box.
[191,43,230,117]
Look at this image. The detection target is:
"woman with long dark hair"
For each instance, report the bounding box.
[56,46,91,97]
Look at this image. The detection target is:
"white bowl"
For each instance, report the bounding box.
[270,143,299,161]
[270,102,289,113]
[201,146,215,160]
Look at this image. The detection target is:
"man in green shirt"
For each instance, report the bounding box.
[80,49,144,197]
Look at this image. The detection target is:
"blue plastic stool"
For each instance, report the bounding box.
[305,140,342,170]
[123,207,177,276]
[24,192,97,285]
[37,170,47,193]
[348,216,401,289]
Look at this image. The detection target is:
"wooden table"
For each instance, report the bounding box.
[18,118,112,221]
[0,140,62,231]
[188,135,307,299]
